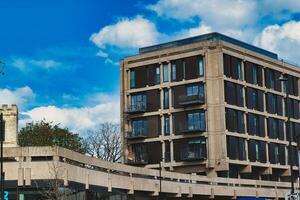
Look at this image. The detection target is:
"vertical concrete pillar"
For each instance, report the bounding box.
[205,48,228,172]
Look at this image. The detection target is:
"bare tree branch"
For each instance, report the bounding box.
[83,123,121,162]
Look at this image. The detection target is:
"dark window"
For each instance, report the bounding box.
[132,143,148,163]
[226,108,245,133]
[163,89,169,109]
[225,81,244,107]
[247,113,265,137]
[287,98,300,119]
[265,68,282,92]
[223,54,242,80]
[267,117,284,140]
[227,136,246,160]
[248,140,266,163]
[287,75,299,96]
[164,115,170,135]
[287,122,300,142]
[244,61,262,86]
[266,93,283,115]
[269,143,285,165]
[187,139,207,159]
[288,146,299,166]
[130,70,135,88]
[246,87,264,111]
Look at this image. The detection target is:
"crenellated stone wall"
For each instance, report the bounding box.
[0,104,18,147]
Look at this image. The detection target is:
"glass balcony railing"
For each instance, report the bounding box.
[178,95,204,106]
[126,103,146,113]
[180,148,207,161]
[126,130,148,139]
[180,123,206,133]
[127,154,148,165]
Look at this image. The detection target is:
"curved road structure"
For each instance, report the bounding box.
[3,146,298,199]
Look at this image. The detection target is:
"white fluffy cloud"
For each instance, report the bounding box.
[0,86,35,108]
[148,0,257,29]
[90,16,161,49]
[256,21,300,63]
[20,93,120,133]
[11,57,61,70]
[175,24,212,39]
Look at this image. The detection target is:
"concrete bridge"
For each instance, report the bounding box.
[3,146,298,199]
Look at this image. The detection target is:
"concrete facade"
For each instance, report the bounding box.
[2,146,298,199]
[0,104,18,147]
[120,33,300,182]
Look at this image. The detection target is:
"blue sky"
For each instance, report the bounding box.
[0,0,300,133]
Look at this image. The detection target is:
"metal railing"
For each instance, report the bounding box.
[180,123,206,133]
[126,103,146,113]
[126,130,148,139]
[178,95,204,106]
[180,148,207,161]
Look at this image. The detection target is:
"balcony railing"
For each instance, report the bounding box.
[127,154,148,165]
[126,130,148,139]
[180,123,206,133]
[178,95,204,106]
[126,103,146,113]
[180,148,207,161]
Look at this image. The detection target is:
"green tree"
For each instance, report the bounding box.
[18,120,86,154]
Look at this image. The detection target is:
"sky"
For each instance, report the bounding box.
[0,0,300,134]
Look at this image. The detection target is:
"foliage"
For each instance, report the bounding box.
[18,120,86,154]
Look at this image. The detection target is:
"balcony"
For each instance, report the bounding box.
[178,95,204,106]
[126,103,146,114]
[180,148,206,161]
[127,154,148,165]
[180,124,206,133]
[126,130,148,139]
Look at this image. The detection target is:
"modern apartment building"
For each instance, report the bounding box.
[120,32,299,182]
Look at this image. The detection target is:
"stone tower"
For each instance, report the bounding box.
[0,104,18,147]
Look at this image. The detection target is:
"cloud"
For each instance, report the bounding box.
[255,21,300,64]
[147,0,257,29]
[20,92,120,133]
[175,24,212,39]
[11,57,61,70]
[90,15,161,49]
[0,86,35,108]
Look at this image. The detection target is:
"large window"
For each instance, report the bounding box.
[225,81,244,107]
[163,89,169,109]
[132,144,147,163]
[163,63,169,82]
[267,117,284,140]
[269,143,285,165]
[187,111,206,131]
[287,75,299,96]
[187,139,207,159]
[247,113,265,137]
[223,54,243,81]
[130,70,135,89]
[287,122,300,142]
[248,140,266,163]
[265,68,282,92]
[244,61,262,86]
[286,98,300,119]
[266,93,283,115]
[227,136,246,160]
[131,94,146,112]
[226,108,245,133]
[246,87,264,111]
[132,119,148,136]
[187,84,204,97]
